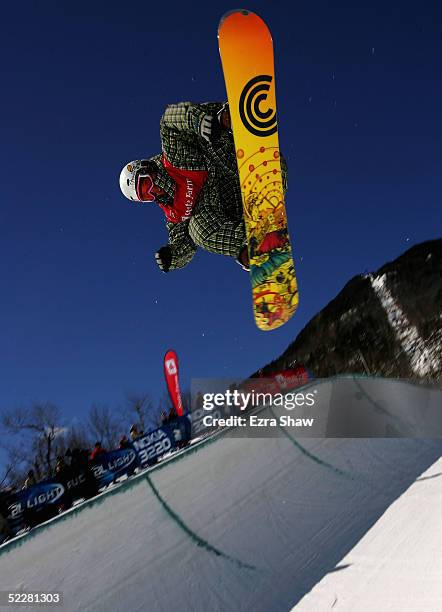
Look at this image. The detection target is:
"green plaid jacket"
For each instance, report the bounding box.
[151,102,287,270]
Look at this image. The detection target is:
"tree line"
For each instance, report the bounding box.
[0,390,190,489]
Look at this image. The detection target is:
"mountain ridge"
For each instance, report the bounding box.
[259,239,442,379]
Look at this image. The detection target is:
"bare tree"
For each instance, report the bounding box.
[88,404,122,449]
[48,421,92,461]
[0,441,30,487]
[157,390,174,420]
[64,422,91,451]
[125,392,162,432]
[1,402,63,481]
[0,465,12,489]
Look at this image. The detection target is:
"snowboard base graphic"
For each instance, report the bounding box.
[218,9,299,331]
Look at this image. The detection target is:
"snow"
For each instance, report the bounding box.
[339,307,357,323]
[370,273,440,376]
[295,458,442,611]
[0,378,441,611]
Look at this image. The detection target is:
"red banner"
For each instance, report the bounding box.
[240,366,311,395]
[163,349,184,416]
[271,366,310,390]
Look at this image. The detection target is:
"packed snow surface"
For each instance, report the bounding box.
[0,378,440,611]
[296,457,442,611]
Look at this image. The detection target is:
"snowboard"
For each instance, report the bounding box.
[218,9,299,331]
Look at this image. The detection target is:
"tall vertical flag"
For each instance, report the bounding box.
[163,349,184,416]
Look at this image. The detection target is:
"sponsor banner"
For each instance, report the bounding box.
[164,349,184,416]
[5,480,68,534]
[132,418,190,467]
[89,448,139,487]
[1,421,193,536]
[271,366,311,390]
[57,468,98,500]
[240,366,311,395]
[171,415,192,446]
[188,405,226,438]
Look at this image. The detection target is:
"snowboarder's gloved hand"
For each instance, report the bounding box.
[236,246,250,272]
[155,246,172,273]
[199,105,231,143]
[216,103,231,132]
[199,114,214,142]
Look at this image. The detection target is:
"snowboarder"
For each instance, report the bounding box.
[119,101,288,272]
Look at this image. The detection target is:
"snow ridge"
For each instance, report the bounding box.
[369,273,440,377]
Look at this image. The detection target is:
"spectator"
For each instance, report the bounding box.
[22,469,37,490]
[0,514,11,543]
[90,442,106,462]
[119,435,131,450]
[160,408,177,426]
[65,448,99,501]
[66,447,90,470]
[129,425,139,440]
[55,456,68,476]
[0,490,11,543]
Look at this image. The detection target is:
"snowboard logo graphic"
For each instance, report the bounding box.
[239,75,277,136]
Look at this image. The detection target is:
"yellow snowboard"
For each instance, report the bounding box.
[218,9,299,331]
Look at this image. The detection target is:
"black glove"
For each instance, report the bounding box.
[199,104,231,144]
[236,246,250,272]
[155,246,172,273]
[216,103,231,132]
[198,114,214,142]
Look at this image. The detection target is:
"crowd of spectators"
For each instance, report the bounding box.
[0,409,186,543]
[0,490,11,544]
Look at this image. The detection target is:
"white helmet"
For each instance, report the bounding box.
[119,160,152,202]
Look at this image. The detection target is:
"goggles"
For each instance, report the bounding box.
[136,172,156,202]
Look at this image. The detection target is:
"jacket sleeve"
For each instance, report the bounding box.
[188,180,247,258]
[165,220,198,270]
[160,102,224,138]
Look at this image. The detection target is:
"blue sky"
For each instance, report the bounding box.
[1,0,441,454]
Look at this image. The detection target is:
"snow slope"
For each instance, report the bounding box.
[369,273,440,376]
[0,378,440,612]
[296,457,442,611]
